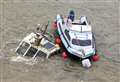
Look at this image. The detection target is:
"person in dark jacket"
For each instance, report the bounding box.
[68,10,75,22]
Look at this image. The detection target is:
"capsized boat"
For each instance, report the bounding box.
[16,22,60,59]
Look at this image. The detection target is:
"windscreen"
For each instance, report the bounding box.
[43,42,55,49]
[25,46,38,57]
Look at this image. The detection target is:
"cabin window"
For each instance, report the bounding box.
[72,39,91,46]
[43,42,55,49]
[36,50,47,58]
[16,41,30,55]
[72,23,80,25]
[25,46,38,57]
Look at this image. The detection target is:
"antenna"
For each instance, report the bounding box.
[42,21,50,35]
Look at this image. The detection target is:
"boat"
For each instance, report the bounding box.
[16,21,60,59]
[56,10,99,68]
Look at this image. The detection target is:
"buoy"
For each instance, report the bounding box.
[92,54,100,62]
[55,37,61,45]
[52,21,57,29]
[62,52,68,60]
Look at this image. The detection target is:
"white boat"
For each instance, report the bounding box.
[16,22,60,59]
[56,11,97,68]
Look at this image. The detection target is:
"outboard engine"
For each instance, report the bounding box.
[68,10,75,22]
[80,16,88,25]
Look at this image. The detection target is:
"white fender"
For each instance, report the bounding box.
[82,59,91,68]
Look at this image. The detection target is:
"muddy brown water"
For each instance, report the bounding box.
[0,0,120,82]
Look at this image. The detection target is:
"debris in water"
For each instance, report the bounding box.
[0,51,5,59]
[10,56,38,65]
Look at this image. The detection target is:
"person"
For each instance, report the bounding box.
[34,33,43,46]
[68,10,75,22]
